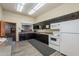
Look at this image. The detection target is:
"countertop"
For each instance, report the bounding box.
[19,32,34,34]
[19,32,53,35]
[35,32,53,35]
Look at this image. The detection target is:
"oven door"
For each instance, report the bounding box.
[49,35,60,46]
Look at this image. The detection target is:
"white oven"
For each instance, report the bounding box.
[49,34,60,51]
[49,23,60,51]
[49,34,60,46]
[49,23,60,45]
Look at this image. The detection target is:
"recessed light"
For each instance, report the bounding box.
[28,9,36,15]
[17,3,26,12]
[28,3,46,15]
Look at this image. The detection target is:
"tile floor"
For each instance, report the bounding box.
[11,40,63,56]
[11,41,43,56]
[0,39,63,56]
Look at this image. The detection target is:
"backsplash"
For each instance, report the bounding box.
[35,29,59,34]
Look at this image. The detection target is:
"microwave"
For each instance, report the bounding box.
[50,23,60,29]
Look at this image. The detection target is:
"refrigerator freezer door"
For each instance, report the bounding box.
[60,19,79,33]
[60,33,79,56]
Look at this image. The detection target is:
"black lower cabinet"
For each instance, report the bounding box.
[19,33,36,41]
[19,34,26,41]
[36,34,48,45]
[27,33,35,39]
[19,33,48,45]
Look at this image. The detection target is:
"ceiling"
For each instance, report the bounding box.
[0,3,63,18]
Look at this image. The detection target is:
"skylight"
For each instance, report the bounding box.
[28,3,46,15]
[17,3,26,12]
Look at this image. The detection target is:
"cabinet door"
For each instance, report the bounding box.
[33,25,39,29]
[41,34,48,44]
[36,34,41,41]
[27,33,35,39]
[36,34,48,44]
[60,33,79,56]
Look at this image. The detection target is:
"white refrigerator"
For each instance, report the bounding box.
[60,19,79,56]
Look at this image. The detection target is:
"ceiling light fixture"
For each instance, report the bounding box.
[17,3,26,12]
[28,3,46,15]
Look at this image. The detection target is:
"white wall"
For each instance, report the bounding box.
[0,6,2,20]
[2,10,35,30]
[2,10,35,41]
[35,3,79,23]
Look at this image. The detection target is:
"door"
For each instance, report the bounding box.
[60,19,79,33]
[60,33,79,56]
[5,22,16,41]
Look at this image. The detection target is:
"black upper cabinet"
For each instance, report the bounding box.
[43,24,50,29]
[33,24,50,29]
[41,25,45,29]
[33,20,50,29]
[33,25,39,29]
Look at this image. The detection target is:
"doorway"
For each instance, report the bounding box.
[5,22,16,41]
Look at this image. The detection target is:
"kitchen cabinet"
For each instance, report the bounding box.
[27,33,36,39]
[0,21,5,37]
[19,33,36,41]
[33,24,50,29]
[36,34,48,44]
[19,33,48,45]
[19,34,26,41]
[33,25,39,29]
[41,24,50,29]
[33,21,50,29]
